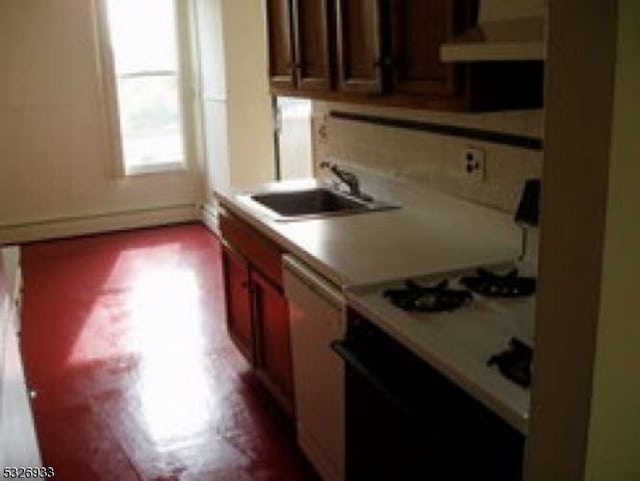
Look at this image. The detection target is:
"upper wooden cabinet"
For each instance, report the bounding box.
[389,0,476,98]
[293,0,334,91]
[265,0,543,111]
[266,0,334,92]
[335,0,385,94]
[266,0,296,89]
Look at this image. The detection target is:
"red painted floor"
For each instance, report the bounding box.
[21,224,319,481]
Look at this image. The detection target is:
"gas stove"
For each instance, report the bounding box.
[343,179,540,433]
[345,261,535,432]
[378,262,536,388]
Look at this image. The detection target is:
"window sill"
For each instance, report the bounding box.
[123,161,188,177]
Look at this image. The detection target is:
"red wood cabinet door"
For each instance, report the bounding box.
[335,0,386,94]
[389,0,478,97]
[291,0,334,92]
[251,269,295,416]
[266,0,296,90]
[222,243,254,364]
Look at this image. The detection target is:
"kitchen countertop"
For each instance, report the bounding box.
[215,179,521,288]
[215,179,532,434]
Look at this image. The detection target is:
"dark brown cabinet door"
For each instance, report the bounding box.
[335,0,386,94]
[222,243,254,363]
[252,270,295,415]
[266,0,296,89]
[291,0,334,91]
[389,0,478,97]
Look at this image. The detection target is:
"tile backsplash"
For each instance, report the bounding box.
[312,102,543,214]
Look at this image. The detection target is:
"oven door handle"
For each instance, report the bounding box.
[331,340,413,419]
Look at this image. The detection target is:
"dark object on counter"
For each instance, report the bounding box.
[515,179,541,227]
[460,268,537,297]
[488,338,533,388]
[383,279,472,312]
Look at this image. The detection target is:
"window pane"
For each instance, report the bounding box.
[276,97,313,180]
[116,76,185,169]
[106,0,178,74]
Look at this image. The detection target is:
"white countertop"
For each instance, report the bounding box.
[215,179,521,288]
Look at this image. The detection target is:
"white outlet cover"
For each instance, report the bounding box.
[462,147,486,182]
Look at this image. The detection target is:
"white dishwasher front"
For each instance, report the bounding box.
[283,255,345,481]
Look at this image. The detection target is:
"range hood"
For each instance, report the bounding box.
[441,0,547,62]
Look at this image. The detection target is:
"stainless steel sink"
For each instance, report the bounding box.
[238,187,399,221]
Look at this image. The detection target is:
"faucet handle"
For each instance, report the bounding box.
[319,161,334,170]
[318,161,373,201]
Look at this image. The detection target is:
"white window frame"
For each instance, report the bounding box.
[95,0,197,177]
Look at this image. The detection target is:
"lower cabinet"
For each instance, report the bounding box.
[219,210,295,416]
[251,270,294,415]
[222,243,254,363]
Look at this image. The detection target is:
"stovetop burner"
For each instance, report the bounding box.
[460,268,536,297]
[383,279,472,312]
[488,338,533,388]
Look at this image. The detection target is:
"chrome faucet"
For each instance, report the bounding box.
[319,162,372,201]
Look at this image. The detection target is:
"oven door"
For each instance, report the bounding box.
[332,311,525,481]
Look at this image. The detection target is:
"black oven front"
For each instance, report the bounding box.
[332,308,525,481]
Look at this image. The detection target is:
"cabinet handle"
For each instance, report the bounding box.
[374,57,393,69]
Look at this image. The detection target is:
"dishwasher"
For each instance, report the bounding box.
[283,255,345,481]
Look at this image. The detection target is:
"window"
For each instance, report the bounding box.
[274,97,314,180]
[102,0,189,175]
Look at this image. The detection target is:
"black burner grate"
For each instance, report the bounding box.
[460,268,536,298]
[383,280,472,312]
[487,338,533,388]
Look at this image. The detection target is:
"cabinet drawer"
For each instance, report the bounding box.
[219,210,284,286]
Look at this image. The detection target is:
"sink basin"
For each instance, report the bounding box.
[251,188,366,216]
[238,187,399,220]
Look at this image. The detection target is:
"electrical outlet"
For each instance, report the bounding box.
[461,146,486,182]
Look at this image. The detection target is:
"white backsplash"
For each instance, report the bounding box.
[311,101,543,215]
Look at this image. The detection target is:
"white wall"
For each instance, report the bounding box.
[0,0,204,243]
[197,0,276,206]
[585,2,640,479]
[221,0,275,189]
[195,0,230,205]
